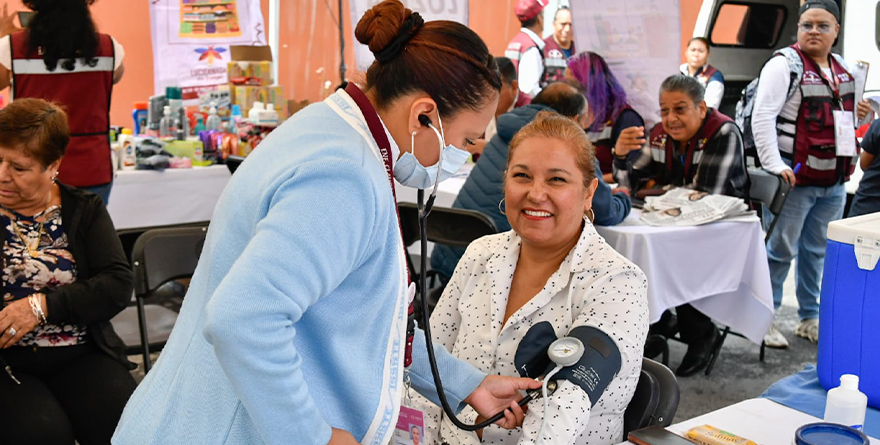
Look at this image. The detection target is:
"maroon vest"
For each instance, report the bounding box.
[11,31,115,187]
[542,36,571,86]
[788,45,858,186]
[694,64,719,88]
[506,31,543,107]
[587,105,633,175]
[649,108,732,184]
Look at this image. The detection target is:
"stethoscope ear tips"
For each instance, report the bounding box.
[418,114,433,128]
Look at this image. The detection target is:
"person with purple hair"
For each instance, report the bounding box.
[566,51,646,183]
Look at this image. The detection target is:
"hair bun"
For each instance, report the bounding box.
[355,0,421,62]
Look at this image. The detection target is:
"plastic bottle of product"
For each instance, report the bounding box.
[177,107,189,140]
[118,128,137,170]
[159,106,173,138]
[193,114,206,135]
[248,101,264,122]
[824,374,868,431]
[132,101,149,135]
[206,104,221,131]
[261,102,279,126]
[231,104,243,129]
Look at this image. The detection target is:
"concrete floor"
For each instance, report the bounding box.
[128,270,811,425]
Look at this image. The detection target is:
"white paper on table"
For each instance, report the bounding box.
[853,60,870,126]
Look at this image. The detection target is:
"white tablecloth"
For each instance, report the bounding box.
[617,398,879,444]
[107,166,232,230]
[595,210,774,344]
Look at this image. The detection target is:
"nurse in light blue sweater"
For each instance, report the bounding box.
[113,2,540,445]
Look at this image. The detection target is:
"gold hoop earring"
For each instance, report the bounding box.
[587,208,595,224]
[498,198,506,215]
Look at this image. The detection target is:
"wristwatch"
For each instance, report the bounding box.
[612,147,627,159]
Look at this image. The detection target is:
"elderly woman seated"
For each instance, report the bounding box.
[0,99,135,445]
[409,111,649,444]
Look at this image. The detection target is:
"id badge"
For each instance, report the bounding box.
[392,406,427,445]
[834,110,858,157]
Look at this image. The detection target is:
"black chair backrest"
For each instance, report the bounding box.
[132,225,209,295]
[747,168,791,216]
[623,358,680,436]
[397,202,498,248]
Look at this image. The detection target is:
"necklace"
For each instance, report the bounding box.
[10,191,53,259]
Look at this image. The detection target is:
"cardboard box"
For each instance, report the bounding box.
[228,45,273,86]
[233,85,287,119]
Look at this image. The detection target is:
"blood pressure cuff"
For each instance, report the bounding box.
[551,326,622,404]
[514,321,557,379]
[514,322,622,404]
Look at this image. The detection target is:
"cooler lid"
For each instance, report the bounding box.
[827,212,880,271]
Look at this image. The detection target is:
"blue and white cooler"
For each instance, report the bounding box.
[818,212,880,409]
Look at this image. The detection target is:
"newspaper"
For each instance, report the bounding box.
[640,188,751,226]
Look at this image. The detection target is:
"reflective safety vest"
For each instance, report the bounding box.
[506,31,544,107]
[648,108,732,183]
[11,31,115,187]
[779,45,858,186]
[689,64,719,88]
[542,36,571,86]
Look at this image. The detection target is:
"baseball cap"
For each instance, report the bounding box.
[515,0,547,22]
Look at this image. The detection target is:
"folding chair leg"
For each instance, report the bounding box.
[136,296,152,373]
[661,340,670,367]
[705,327,730,376]
[760,341,766,362]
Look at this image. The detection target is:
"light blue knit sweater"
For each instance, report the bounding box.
[113,91,486,445]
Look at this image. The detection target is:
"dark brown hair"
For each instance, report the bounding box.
[24,0,100,72]
[687,37,710,52]
[355,0,502,117]
[0,98,70,168]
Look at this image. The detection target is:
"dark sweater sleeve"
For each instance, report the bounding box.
[592,159,632,226]
[45,199,134,326]
[609,109,645,149]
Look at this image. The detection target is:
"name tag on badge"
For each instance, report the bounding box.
[833,110,858,157]
[393,406,427,445]
[407,282,417,306]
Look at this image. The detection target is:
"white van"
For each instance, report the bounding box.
[693,0,877,206]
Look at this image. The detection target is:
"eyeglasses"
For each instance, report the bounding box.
[798,22,833,34]
[660,104,696,118]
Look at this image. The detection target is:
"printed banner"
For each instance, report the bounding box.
[150,0,266,99]
[349,0,468,72]
[569,0,681,127]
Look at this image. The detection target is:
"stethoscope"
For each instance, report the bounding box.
[413,116,583,436]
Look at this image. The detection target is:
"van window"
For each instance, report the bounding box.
[710,3,787,48]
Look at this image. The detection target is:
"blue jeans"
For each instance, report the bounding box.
[763,183,845,320]
[80,182,112,206]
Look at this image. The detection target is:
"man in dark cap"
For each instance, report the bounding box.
[505,0,548,107]
[752,0,873,348]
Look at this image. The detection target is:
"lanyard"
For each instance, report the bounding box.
[344,83,416,367]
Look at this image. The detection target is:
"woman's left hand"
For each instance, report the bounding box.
[464,375,541,429]
[0,297,42,348]
[0,4,21,38]
[857,99,874,122]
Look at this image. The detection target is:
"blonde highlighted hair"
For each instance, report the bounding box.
[507,111,597,187]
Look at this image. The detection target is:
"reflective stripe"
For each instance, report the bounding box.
[801,84,832,98]
[692,151,703,165]
[12,57,114,74]
[806,155,837,171]
[651,147,665,162]
[544,58,567,67]
[839,81,855,95]
[588,126,613,142]
[505,50,522,60]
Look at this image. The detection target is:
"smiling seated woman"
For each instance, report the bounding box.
[407,111,649,445]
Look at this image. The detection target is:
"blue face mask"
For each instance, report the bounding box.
[393,113,471,190]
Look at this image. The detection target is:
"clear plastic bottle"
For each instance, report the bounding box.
[206,105,221,131]
[159,106,173,138]
[824,374,868,431]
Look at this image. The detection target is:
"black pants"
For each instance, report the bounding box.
[676,304,715,345]
[0,343,136,445]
